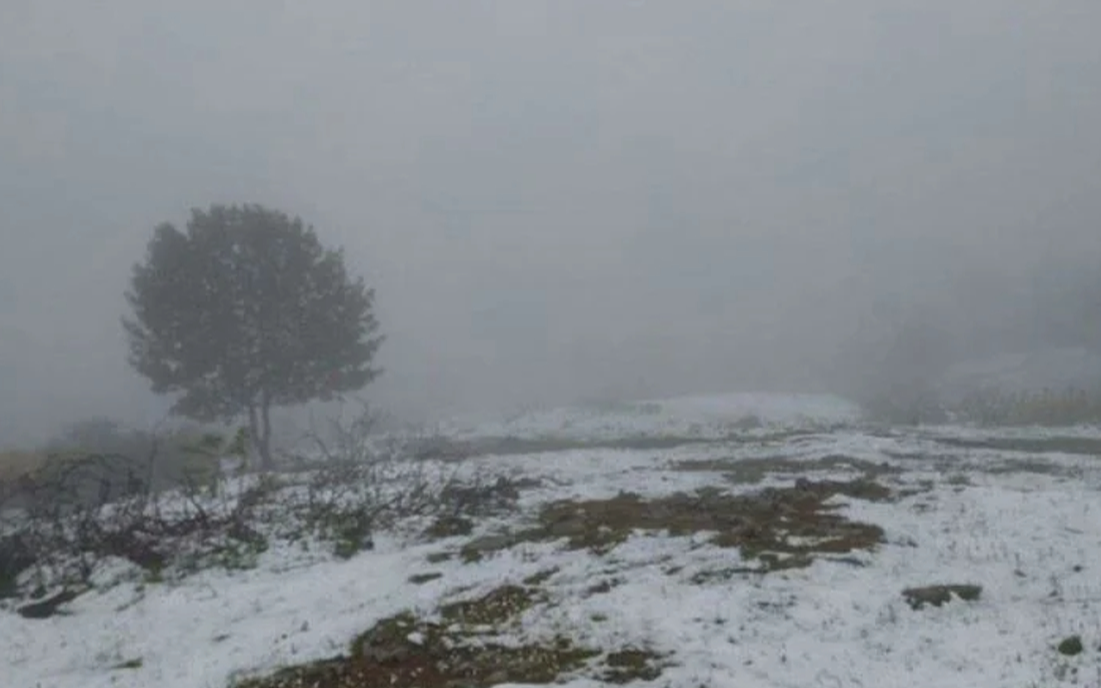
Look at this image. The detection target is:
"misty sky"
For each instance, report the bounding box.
[3,1,1101,445]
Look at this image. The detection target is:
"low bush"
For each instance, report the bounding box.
[0,405,518,603]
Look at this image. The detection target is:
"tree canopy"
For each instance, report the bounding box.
[122,203,383,468]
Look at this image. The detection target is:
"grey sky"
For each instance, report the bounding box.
[3,1,1101,444]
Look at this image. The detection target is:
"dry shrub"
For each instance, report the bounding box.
[0,450,51,513]
[0,450,50,483]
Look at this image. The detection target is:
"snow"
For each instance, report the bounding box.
[5,392,1101,687]
[437,392,861,442]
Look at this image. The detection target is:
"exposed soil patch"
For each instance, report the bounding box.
[980,459,1083,477]
[233,583,664,688]
[422,515,474,540]
[460,478,888,573]
[438,584,538,627]
[437,477,526,517]
[230,477,888,686]
[932,436,1101,456]
[672,453,898,486]
[883,445,1092,480]
[894,448,1092,479]
[601,647,669,684]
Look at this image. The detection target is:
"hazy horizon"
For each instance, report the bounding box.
[3,1,1101,446]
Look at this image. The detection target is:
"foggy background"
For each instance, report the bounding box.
[2,1,1101,446]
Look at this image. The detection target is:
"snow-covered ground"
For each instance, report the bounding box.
[437,392,861,441]
[5,392,1101,688]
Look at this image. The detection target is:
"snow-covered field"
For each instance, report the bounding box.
[436,392,861,441]
[6,392,1101,688]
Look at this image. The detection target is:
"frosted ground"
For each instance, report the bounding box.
[5,393,1101,687]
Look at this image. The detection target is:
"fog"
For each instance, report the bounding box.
[3,1,1101,446]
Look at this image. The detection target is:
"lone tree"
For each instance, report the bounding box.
[122,203,383,470]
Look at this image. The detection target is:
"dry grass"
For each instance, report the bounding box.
[459,478,889,573]
[233,582,665,688]
[235,477,889,687]
[0,450,49,483]
[671,452,898,485]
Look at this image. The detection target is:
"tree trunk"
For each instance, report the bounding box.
[247,404,261,473]
[258,395,274,471]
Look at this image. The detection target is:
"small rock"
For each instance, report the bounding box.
[17,588,84,619]
[902,584,982,610]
